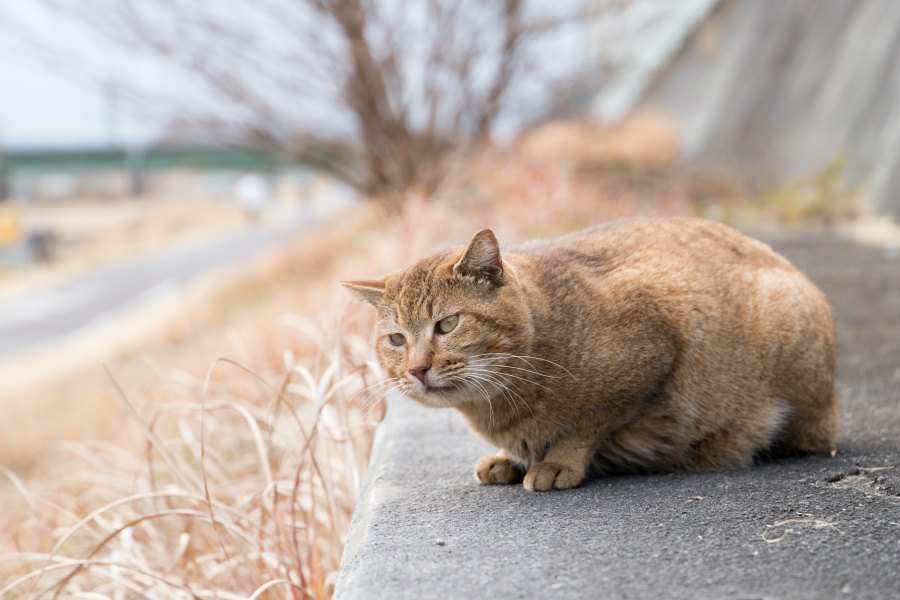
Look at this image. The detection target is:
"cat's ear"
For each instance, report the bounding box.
[341,279,387,306]
[454,229,503,285]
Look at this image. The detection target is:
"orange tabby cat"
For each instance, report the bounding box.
[344,218,838,491]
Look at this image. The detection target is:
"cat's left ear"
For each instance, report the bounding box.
[341,279,387,306]
[454,229,503,286]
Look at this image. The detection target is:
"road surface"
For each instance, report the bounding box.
[0,218,314,359]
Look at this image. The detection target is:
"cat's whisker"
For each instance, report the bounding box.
[359,380,405,415]
[468,368,535,420]
[445,371,482,396]
[463,370,522,419]
[468,360,568,386]
[469,362,556,394]
[366,377,414,406]
[345,378,389,407]
[349,378,400,415]
[463,375,496,428]
[467,365,537,423]
[485,373,533,421]
[478,352,573,374]
[470,352,576,380]
[473,361,571,381]
[464,368,521,408]
[350,375,401,400]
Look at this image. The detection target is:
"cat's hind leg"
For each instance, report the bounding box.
[773,390,839,456]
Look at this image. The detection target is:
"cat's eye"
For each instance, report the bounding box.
[436,315,459,334]
[388,333,406,346]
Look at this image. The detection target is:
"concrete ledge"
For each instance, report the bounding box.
[334,236,900,600]
[334,397,492,599]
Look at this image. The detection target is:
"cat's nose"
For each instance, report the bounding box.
[409,365,430,384]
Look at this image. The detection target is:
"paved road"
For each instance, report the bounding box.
[336,235,900,600]
[0,218,314,359]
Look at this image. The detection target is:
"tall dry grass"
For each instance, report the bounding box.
[0,312,385,598]
[1,117,702,598]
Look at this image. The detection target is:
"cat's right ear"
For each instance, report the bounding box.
[341,279,386,307]
[454,229,503,286]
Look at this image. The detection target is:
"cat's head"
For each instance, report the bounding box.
[343,229,533,408]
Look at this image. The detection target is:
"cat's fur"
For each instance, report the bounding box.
[344,218,839,491]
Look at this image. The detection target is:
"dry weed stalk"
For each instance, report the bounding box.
[0,311,384,599]
[762,518,845,544]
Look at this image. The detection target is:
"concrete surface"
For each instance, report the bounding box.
[0,218,314,359]
[641,0,900,219]
[334,235,900,600]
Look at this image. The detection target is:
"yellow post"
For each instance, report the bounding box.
[0,204,23,247]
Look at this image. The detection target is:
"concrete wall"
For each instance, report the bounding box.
[641,0,900,219]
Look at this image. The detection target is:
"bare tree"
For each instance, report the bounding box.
[10,0,633,207]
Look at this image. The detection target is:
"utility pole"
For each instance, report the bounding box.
[127,147,146,197]
[104,78,121,148]
[0,123,7,202]
[0,154,7,202]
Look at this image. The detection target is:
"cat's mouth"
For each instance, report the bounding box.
[401,378,462,407]
[424,384,454,394]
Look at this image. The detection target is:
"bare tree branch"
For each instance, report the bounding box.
[6,0,648,208]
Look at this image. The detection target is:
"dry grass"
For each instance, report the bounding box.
[762,518,844,543]
[0,207,397,598]
[1,120,862,597]
[517,111,679,169]
[0,317,384,598]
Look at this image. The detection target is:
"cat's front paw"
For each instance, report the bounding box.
[523,462,584,492]
[475,455,525,485]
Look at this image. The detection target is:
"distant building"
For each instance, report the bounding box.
[631,0,900,220]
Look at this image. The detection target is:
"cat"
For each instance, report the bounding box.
[344,218,839,491]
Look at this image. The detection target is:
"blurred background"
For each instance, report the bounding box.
[1,0,898,597]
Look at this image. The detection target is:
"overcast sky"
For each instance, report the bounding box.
[0,52,156,150]
[0,1,168,150]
